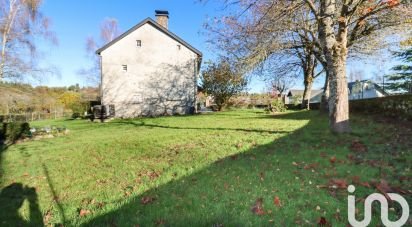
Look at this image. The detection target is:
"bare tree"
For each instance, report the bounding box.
[0,0,56,81]
[349,69,365,82]
[203,0,412,132]
[78,18,120,86]
[303,0,412,132]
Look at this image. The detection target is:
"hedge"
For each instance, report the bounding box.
[308,94,412,120]
[0,122,31,143]
[349,94,412,120]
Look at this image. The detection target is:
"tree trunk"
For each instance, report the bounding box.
[328,55,350,133]
[301,49,316,110]
[320,72,329,113]
[318,0,351,133]
[302,72,314,110]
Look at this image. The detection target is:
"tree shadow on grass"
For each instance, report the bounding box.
[0,126,67,226]
[0,183,44,226]
[111,119,292,135]
[0,131,45,226]
[81,111,356,226]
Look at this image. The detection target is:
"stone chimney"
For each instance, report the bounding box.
[155,10,169,29]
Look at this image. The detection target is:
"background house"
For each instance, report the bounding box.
[348,80,388,100]
[96,10,202,118]
[286,90,323,104]
[286,80,388,105]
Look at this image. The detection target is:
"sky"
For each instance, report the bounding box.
[35,0,396,93]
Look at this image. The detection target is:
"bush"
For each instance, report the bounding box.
[1,122,31,143]
[266,99,287,113]
[71,112,81,119]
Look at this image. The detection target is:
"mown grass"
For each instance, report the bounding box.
[0,109,410,226]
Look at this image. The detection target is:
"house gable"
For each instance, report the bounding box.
[96,18,202,57]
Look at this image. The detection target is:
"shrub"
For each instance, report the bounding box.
[267,99,287,113]
[2,122,31,143]
[71,112,81,119]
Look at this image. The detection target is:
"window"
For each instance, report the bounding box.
[177,44,181,50]
[136,40,141,47]
[122,65,127,72]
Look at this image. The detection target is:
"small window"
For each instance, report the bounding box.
[177,44,181,50]
[136,40,141,47]
[122,65,127,72]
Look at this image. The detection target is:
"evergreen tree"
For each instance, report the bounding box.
[386,48,412,94]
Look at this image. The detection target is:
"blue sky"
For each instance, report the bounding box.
[36,0,395,93]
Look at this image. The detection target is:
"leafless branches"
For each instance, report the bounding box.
[0,0,57,81]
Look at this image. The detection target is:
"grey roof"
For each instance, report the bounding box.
[96,17,202,57]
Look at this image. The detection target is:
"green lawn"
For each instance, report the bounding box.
[0,109,410,226]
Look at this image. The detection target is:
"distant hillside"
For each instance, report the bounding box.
[0,82,99,115]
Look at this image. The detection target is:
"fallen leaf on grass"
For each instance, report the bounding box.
[329,179,348,189]
[352,176,371,188]
[79,209,91,217]
[317,216,330,226]
[273,196,282,207]
[141,196,156,205]
[374,179,392,200]
[329,156,336,164]
[304,163,319,170]
[251,198,265,215]
[361,182,371,188]
[350,140,368,153]
[148,171,160,180]
[352,176,360,184]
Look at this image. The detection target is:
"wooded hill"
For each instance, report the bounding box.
[0,82,99,115]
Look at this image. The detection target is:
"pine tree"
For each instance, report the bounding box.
[386,48,412,94]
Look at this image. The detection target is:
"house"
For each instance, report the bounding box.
[348,80,388,100]
[286,80,388,105]
[96,10,202,118]
[286,89,323,104]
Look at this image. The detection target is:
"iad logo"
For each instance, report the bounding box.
[348,185,410,227]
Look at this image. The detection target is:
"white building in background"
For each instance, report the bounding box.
[96,10,202,118]
[348,80,388,100]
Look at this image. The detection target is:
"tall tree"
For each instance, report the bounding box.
[385,47,412,93]
[304,0,412,132]
[205,0,412,132]
[204,1,324,109]
[0,0,56,81]
[78,18,120,86]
